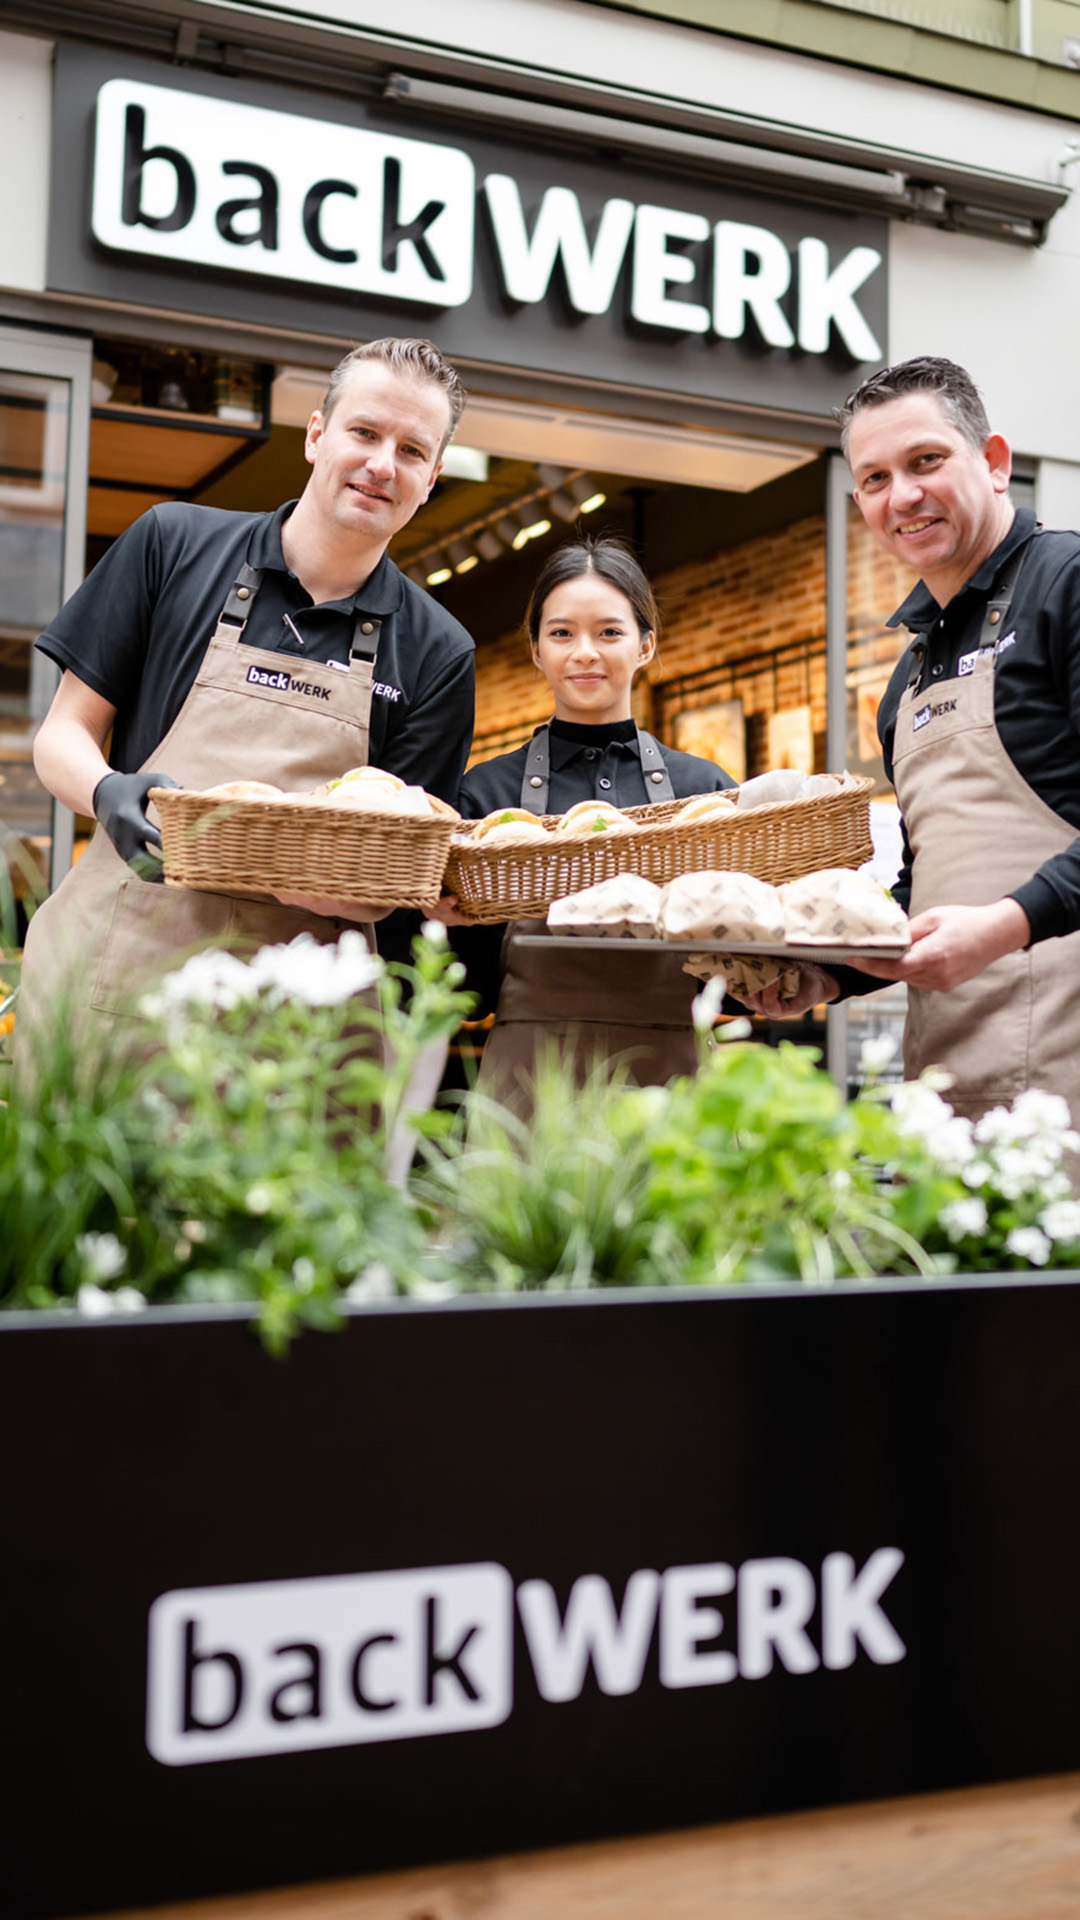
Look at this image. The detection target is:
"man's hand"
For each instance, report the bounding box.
[424,893,472,928]
[856,899,1030,990]
[93,769,179,877]
[733,962,841,1020]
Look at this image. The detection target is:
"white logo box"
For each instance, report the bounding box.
[91,78,476,304]
[147,1563,513,1766]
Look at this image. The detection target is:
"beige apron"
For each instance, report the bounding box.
[18,559,380,1061]
[476,721,699,1109]
[892,549,1080,1142]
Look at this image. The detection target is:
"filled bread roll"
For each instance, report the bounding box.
[326,765,405,796]
[201,780,283,800]
[676,792,738,826]
[548,874,663,938]
[471,808,550,843]
[555,800,634,837]
[660,869,786,944]
[328,782,432,816]
[734,769,808,810]
[779,868,910,946]
[475,819,550,846]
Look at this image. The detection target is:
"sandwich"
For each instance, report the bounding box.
[675,792,739,826]
[469,808,551,846]
[554,800,634,837]
[200,780,284,801]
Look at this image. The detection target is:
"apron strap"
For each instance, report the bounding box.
[977,542,1031,653]
[217,546,382,668]
[221,561,265,627]
[518,722,676,810]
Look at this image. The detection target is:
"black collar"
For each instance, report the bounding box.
[888,508,1038,632]
[249,502,406,617]
[546,716,638,768]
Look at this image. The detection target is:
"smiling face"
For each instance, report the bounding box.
[301,360,449,551]
[849,391,1015,606]
[532,572,655,726]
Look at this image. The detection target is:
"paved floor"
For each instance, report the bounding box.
[78,1771,1080,1919]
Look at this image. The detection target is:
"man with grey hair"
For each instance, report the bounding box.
[739,355,1080,1136]
[20,335,475,1052]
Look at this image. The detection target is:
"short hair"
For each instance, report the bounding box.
[836,356,991,459]
[321,337,467,453]
[525,536,661,646]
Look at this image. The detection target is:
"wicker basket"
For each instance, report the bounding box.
[444,777,876,924]
[149,786,460,912]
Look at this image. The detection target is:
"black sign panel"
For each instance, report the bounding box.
[2,1276,1078,1918]
[48,44,888,416]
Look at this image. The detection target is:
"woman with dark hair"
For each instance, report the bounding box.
[437,536,736,1105]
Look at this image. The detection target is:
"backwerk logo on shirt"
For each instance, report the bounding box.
[146,1548,906,1766]
[90,78,883,357]
[912,697,958,732]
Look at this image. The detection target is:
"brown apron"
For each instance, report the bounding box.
[476,721,699,1108]
[18,559,380,1060]
[892,547,1080,1142]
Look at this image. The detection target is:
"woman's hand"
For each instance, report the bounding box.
[424,893,473,928]
[734,962,841,1019]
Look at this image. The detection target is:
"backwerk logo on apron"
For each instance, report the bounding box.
[146,1548,906,1765]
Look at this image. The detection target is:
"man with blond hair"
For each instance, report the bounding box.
[20,336,475,1050]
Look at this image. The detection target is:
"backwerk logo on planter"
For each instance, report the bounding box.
[91,78,883,359]
[146,1549,906,1766]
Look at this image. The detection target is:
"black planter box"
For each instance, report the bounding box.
[3,1275,1079,1918]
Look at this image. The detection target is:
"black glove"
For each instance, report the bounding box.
[93,770,180,878]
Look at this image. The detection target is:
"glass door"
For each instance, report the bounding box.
[0,326,90,902]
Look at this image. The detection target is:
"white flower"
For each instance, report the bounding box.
[1008,1088,1075,1139]
[719,1016,753,1042]
[244,1183,274,1216]
[291,1257,316,1293]
[888,1081,954,1136]
[859,1033,898,1077]
[420,919,448,947]
[691,974,727,1033]
[146,948,259,1016]
[920,1065,956,1093]
[961,1159,994,1189]
[1039,1199,1080,1244]
[830,1169,853,1193]
[345,1261,396,1301]
[925,1115,978,1175]
[1006,1225,1052,1267]
[939,1197,988,1242]
[76,1282,147,1316]
[247,930,382,1006]
[74,1231,127,1282]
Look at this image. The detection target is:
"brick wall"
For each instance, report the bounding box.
[471,511,918,785]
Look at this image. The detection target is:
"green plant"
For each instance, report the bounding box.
[1,925,474,1351]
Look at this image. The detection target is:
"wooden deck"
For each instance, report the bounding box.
[79,1771,1080,1920]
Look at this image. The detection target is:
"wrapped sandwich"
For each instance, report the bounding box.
[659,869,786,945]
[547,874,663,939]
[779,868,911,947]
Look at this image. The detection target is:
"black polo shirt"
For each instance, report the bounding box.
[877,509,1080,943]
[460,716,736,818]
[35,500,475,808]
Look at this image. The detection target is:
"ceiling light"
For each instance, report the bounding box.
[448,538,473,569]
[455,554,479,573]
[512,517,552,550]
[426,560,452,586]
[535,462,569,491]
[578,492,606,514]
[568,475,598,506]
[495,515,523,545]
[475,528,503,561]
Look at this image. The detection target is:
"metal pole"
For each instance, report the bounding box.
[824,452,850,1094]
